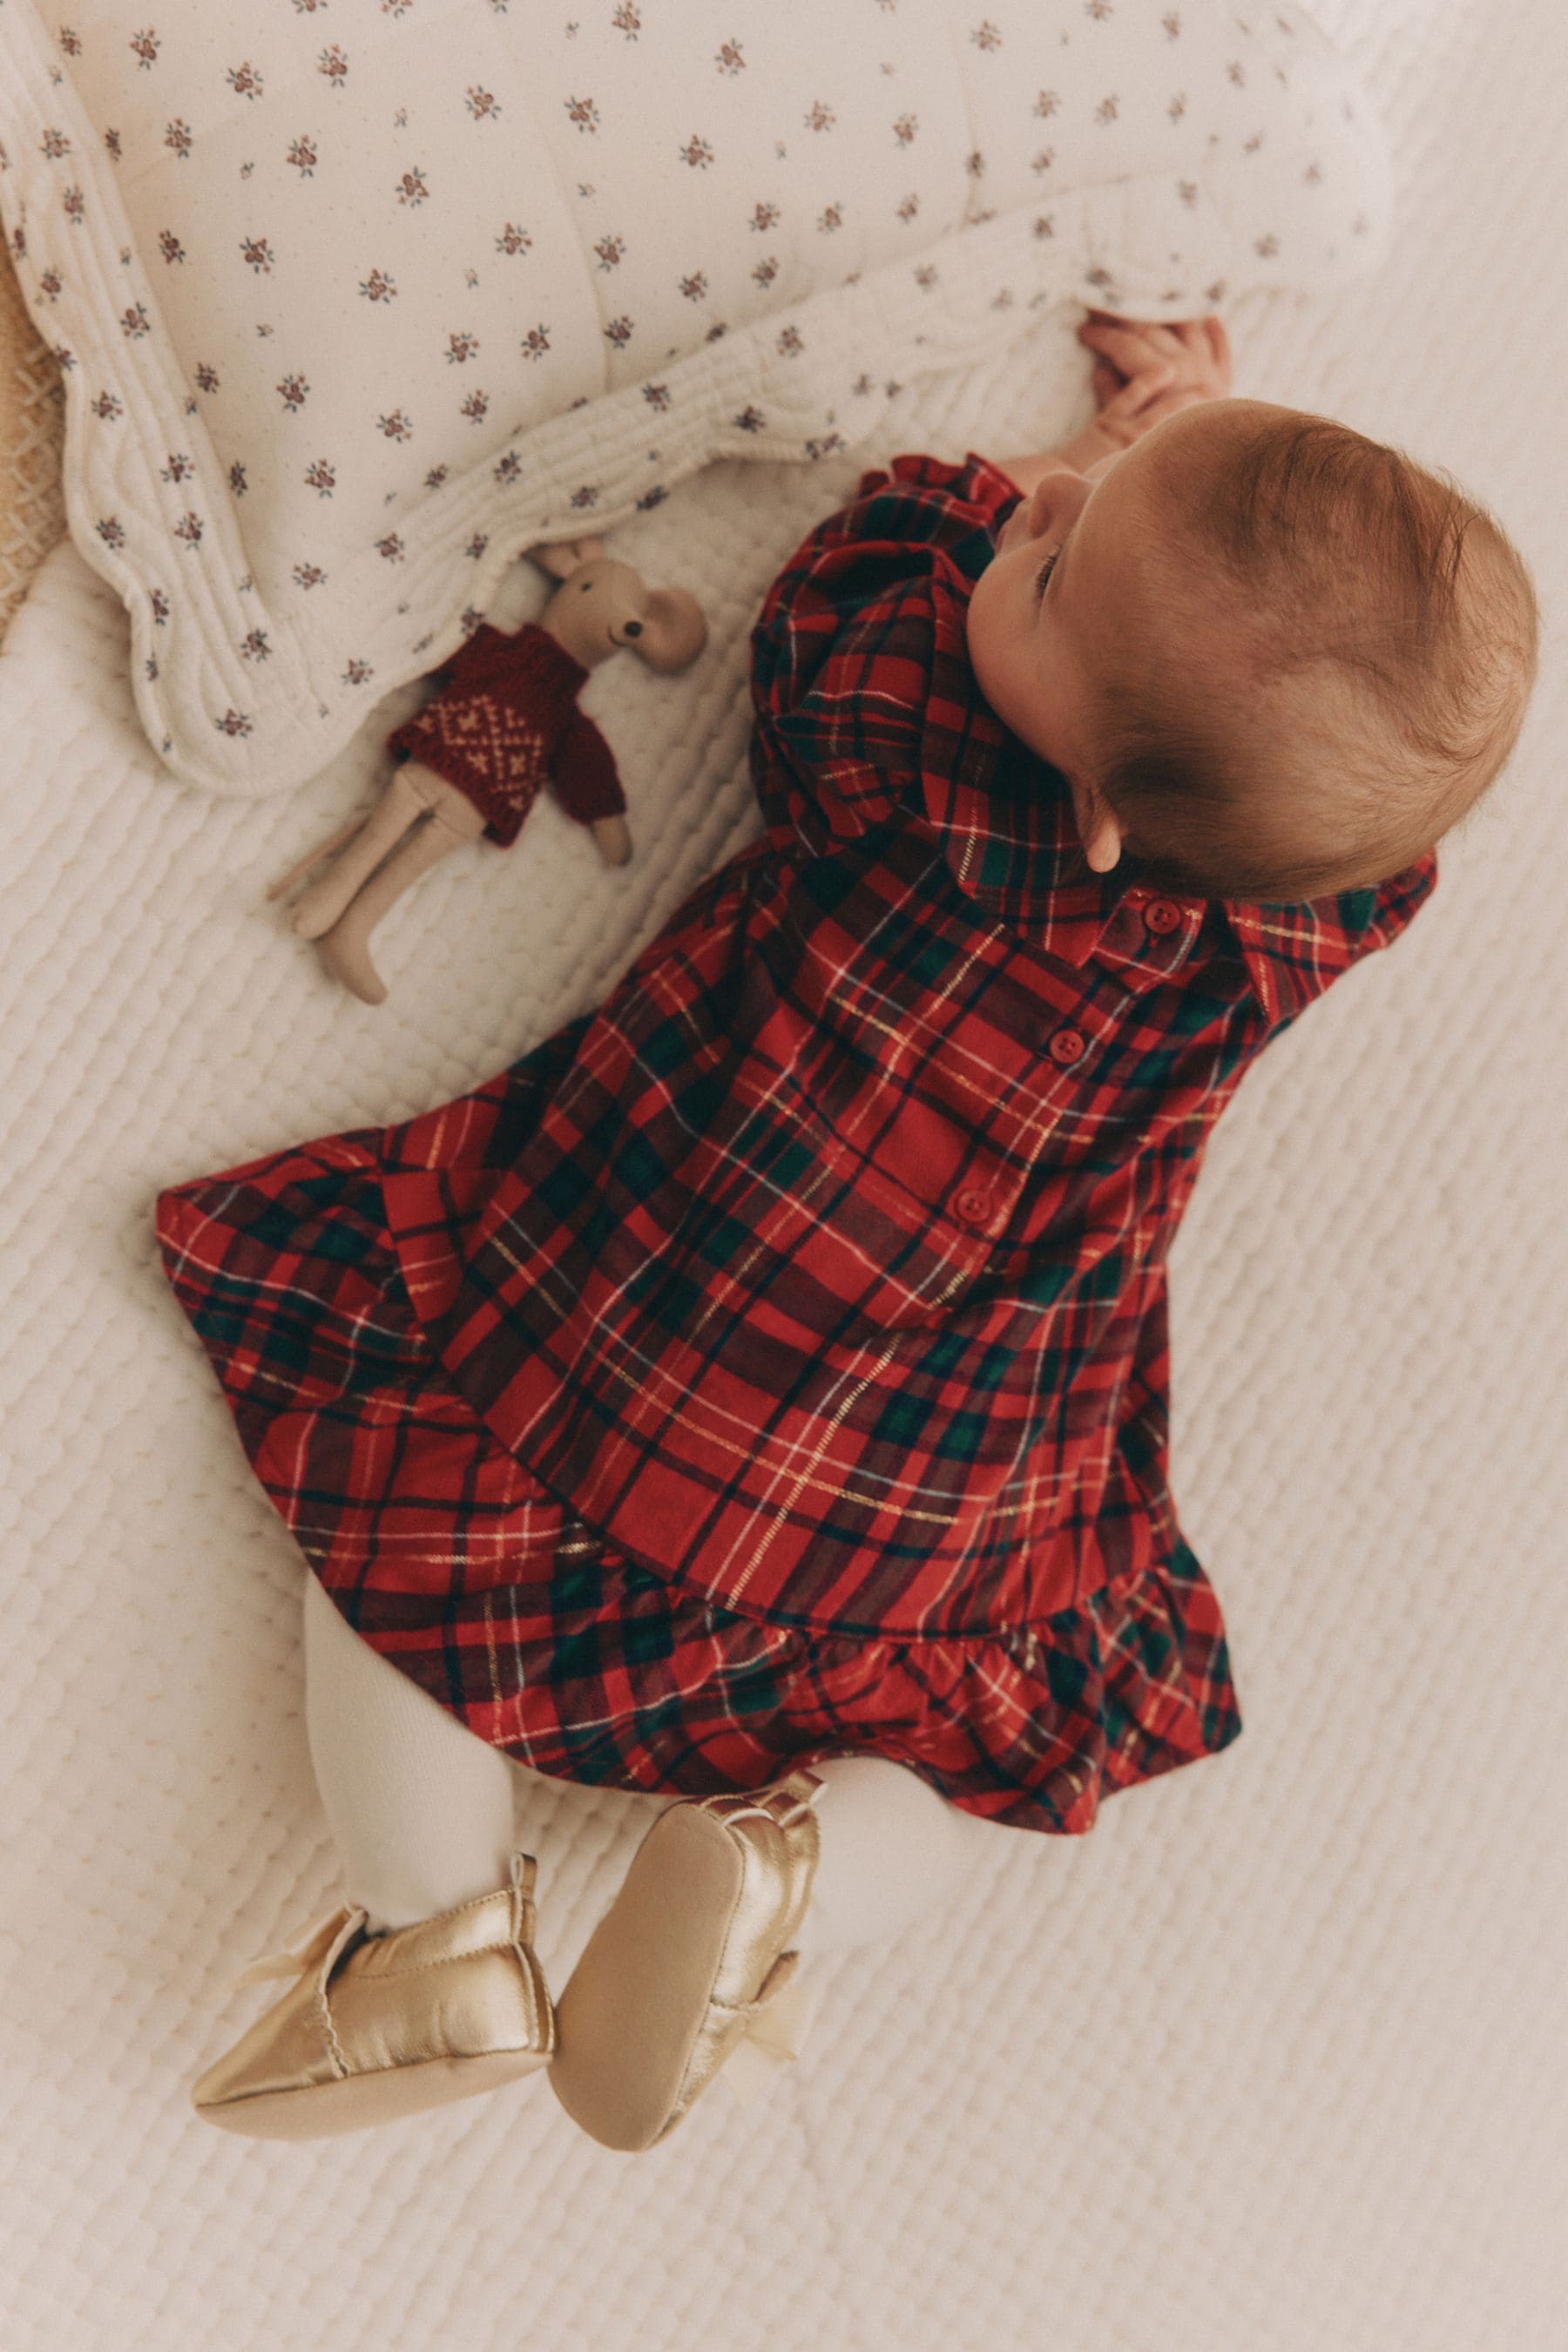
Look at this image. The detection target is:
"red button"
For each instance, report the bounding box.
[1145,898,1184,935]
[1048,1027,1086,1065]
[951,1186,994,1227]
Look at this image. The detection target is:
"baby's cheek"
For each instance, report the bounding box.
[962,567,1004,685]
[1010,672,1061,753]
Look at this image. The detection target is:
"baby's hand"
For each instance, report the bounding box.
[1056,312,1233,476]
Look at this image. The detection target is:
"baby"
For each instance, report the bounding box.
[158,310,1538,2150]
[970,314,1537,901]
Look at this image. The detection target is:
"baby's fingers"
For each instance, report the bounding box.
[1102,358,1178,419]
[1172,314,1233,391]
[1089,356,1120,407]
[1083,308,1185,345]
[1078,317,1183,378]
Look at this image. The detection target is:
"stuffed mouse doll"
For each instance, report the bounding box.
[270,537,706,1004]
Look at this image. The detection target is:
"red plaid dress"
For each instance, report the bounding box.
[157,453,1436,1830]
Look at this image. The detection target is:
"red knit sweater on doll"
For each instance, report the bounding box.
[385,620,626,848]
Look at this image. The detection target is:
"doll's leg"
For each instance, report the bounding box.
[301,1569,520,1931]
[287,767,432,942]
[792,1754,1015,1963]
[314,791,483,1005]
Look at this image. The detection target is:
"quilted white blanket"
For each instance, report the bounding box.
[3,5,1565,2349]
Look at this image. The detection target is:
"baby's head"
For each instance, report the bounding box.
[966,399,1539,900]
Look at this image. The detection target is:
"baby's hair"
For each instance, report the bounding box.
[1092,405,1540,902]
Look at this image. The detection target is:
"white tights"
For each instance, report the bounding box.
[301,1573,1009,1958]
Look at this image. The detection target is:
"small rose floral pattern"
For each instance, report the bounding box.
[0,0,1385,789]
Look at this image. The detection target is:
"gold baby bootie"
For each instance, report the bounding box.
[192,1851,555,2139]
[551,1769,822,2153]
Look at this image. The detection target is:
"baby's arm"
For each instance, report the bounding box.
[997,313,1233,493]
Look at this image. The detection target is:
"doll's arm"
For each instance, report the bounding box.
[550,706,626,827]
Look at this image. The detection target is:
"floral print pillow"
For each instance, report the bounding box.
[0,0,1389,797]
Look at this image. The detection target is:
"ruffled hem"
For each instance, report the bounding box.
[156,1140,1240,1835]
[325,1547,1241,1835]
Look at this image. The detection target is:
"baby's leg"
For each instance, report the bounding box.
[190,1575,551,2135]
[793,1754,1014,1963]
[301,1570,519,1930]
[304,1574,1009,1953]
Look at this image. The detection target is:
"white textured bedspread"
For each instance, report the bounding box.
[3,5,1565,2348]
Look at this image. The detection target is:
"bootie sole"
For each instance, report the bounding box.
[195,2041,551,2140]
[551,1775,819,2153]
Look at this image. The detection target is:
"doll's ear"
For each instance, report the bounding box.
[528,535,606,581]
[632,586,707,674]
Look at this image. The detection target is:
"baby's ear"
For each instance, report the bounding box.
[1071,775,1124,872]
[529,535,605,581]
[635,586,707,673]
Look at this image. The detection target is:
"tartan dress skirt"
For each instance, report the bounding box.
[155,1064,1240,1835]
